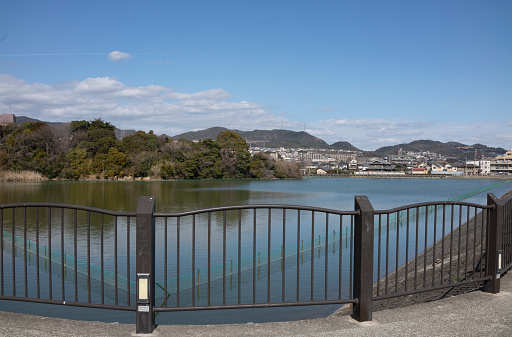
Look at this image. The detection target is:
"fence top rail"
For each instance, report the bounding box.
[498,193,512,207]
[374,200,493,215]
[0,202,137,217]
[154,204,360,218]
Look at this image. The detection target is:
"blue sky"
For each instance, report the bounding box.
[0,1,511,150]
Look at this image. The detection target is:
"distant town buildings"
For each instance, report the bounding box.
[0,114,16,126]
[490,150,512,175]
[251,143,512,177]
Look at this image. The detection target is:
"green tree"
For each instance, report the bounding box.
[122,130,158,154]
[216,130,250,178]
[104,147,128,178]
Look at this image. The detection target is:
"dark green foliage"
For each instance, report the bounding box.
[0,118,301,180]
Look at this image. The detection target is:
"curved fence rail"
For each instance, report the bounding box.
[1,192,511,333]
[0,203,136,311]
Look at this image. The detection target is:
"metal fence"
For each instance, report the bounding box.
[1,193,511,333]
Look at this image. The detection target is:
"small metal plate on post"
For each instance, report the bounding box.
[138,305,150,312]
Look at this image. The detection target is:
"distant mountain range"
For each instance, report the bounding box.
[374,139,506,158]
[12,116,506,158]
[172,127,335,149]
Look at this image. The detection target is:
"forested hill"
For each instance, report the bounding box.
[173,127,337,149]
[330,141,360,151]
[375,140,506,158]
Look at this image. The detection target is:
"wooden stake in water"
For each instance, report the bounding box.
[258,252,260,280]
[301,240,304,264]
[318,235,321,259]
[196,269,200,300]
[333,230,336,255]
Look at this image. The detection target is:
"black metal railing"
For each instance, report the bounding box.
[500,194,512,274]
[0,193,510,334]
[373,201,492,301]
[152,205,358,313]
[0,203,136,311]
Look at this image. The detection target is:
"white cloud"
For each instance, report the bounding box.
[0,73,508,151]
[0,74,285,136]
[107,51,132,62]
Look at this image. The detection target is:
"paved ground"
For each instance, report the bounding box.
[0,272,511,336]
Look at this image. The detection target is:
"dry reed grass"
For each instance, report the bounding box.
[0,170,47,182]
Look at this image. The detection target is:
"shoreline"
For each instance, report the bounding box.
[1,169,511,183]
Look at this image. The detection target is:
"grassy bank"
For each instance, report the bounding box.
[0,170,47,182]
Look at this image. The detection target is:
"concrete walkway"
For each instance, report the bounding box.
[1,273,511,336]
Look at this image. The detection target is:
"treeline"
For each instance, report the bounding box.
[0,119,301,180]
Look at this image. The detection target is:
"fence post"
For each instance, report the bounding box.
[484,193,502,294]
[136,196,156,334]
[353,195,374,322]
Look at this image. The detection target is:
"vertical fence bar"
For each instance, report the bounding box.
[395,211,400,293]
[441,205,446,285]
[177,217,181,307]
[192,215,195,307]
[222,211,226,306]
[338,214,343,300]
[423,207,428,289]
[465,206,470,281]
[457,205,462,282]
[101,214,104,304]
[310,211,315,301]
[87,211,91,303]
[135,196,156,334]
[484,193,502,294]
[324,213,328,301]
[74,210,78,302]
[353,195,374,322]
[472,207,477,279]
[385,214,390,294]
[127,216,131,307]
[11,208,15,296]
[253,209,257,304]
[24,207,28,298]
[36,207,40,299]
[282,209,286,303]
[267,209,271,304]
[238,210,242,304]
[297,210,301,302]
[61,208,65,302]
[414,207,419,289]
[164,217,168,307]
[432,206,437,287]
[350,215,353,297]
[449,205,454,283]
[405,209,409,291]
[114,216,118,306]
[377,214,381,296]
[48,207,52,300]
[207,212,211,306]
[481,209,486,279]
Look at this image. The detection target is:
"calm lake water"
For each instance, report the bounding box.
[1,178,511,324]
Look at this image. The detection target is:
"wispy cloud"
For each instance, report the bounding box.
[107,51,132,62]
